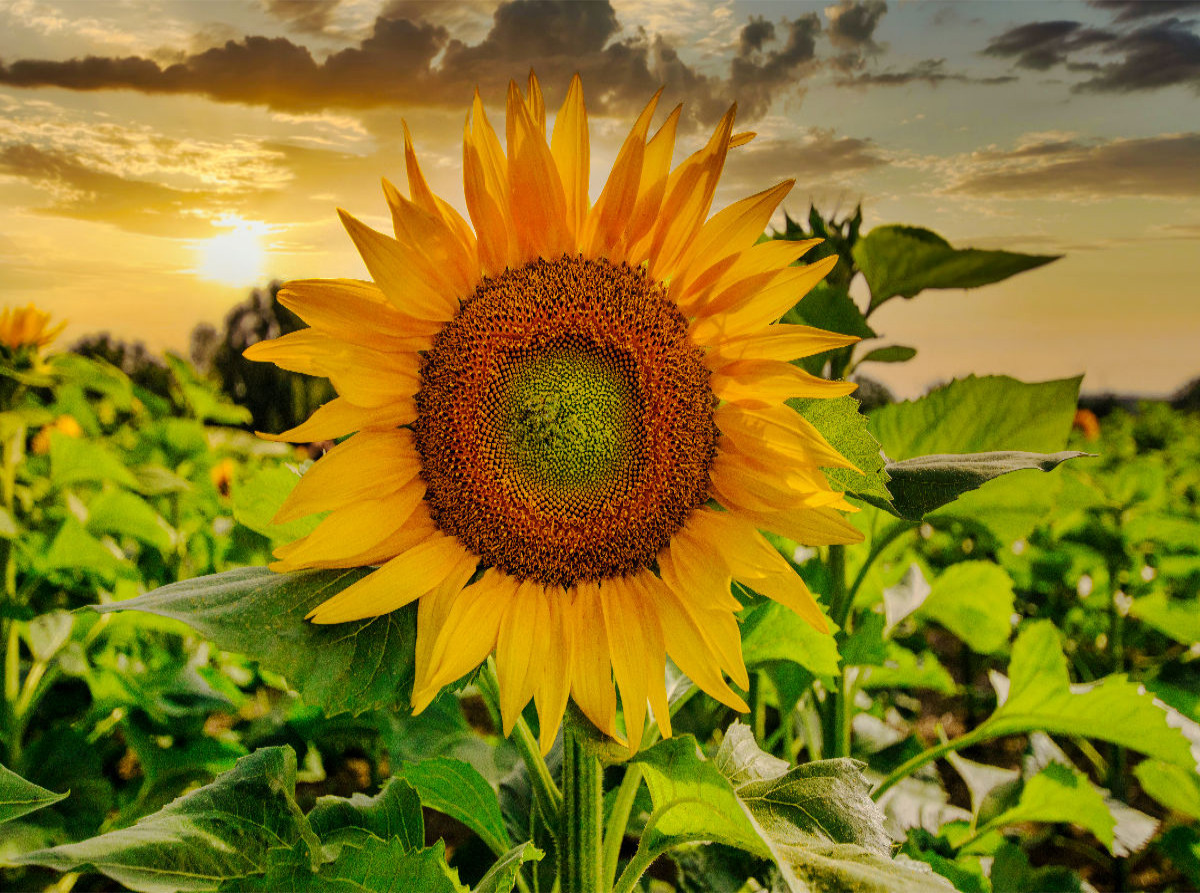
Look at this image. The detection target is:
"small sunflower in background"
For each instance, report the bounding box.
[0,304,65,363]
[247,74,864,755]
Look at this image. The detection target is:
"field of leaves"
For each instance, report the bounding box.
[2,211,1199,892]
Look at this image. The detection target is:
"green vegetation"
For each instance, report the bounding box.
[1,210,1197,892]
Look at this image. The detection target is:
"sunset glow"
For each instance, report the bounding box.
[192,218,270,288]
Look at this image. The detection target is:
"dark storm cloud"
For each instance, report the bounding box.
[982,20,1115,71]
[836,58,1017,87]
[0,0,828,126]
[1076,17,1200,92]
[1089,0,1200,23]
[951,133,1200,198]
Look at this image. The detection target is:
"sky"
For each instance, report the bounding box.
[1,0,1197,398]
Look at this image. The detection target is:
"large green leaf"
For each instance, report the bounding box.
[315,836,464,892]
[92,567,417,717]
[917,561,1015,655]
[0,762,67,825]
[851,225,1059,312]
[43,516,126,580]
[308,777,424,851]
[1130,590,1200,646]
[716,723,890,855]
[16,747,317,892]
[631,730,952,892]
[868,375,1083,540]
[394,758,511,858]
[878,450,1089,523]
[973,763,1114,853]
[981,621,1196,768]
[789,395,890,507]
[783,281,876,340]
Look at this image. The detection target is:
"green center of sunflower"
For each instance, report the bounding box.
[497,342,638,497]
[415,256,717,587]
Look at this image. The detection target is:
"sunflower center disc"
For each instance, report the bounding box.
[416,256,717,587]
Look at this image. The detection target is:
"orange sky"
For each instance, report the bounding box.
[2,0,1198,398]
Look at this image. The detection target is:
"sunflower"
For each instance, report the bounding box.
[247,74,864,755]
[0,304,65,354]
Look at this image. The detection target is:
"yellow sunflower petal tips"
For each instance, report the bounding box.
[246,74,862,755]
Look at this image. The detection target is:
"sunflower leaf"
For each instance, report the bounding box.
[308,777,425,851]
[917,561,1016,655]
[394,757,512,857]
[1134,760,1200,821]
[91,566,416,717]
[788,394,890,507]
[232,464,323,544]
[973,763,1115,854]
[473,842,544,893]
[15,746,318,893]
[851,225,1059,312]
[0,762,68,826]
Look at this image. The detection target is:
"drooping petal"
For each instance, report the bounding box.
[568,579,620,739]
[495,579,551,736]
[415,569,517,712]
[307,533,476,624]
[414,560,480,707]
[532,588,573,754]
[599,574,667,753]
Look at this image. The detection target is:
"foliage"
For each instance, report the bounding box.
[3,208,1197,893]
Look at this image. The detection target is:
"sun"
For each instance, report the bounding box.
[193,217,269,287]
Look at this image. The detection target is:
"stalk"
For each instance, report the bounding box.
[561,707,604,893]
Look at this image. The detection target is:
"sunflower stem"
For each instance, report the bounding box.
[562,705,605,893]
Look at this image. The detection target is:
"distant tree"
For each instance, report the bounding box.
[191,282,334,435]
[70,332,172,397]
[1172,376,1200,414]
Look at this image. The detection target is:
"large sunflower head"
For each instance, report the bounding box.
[247,74,864,755]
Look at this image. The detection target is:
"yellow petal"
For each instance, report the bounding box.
[647,104,735,281]
[256,396,413,443]
[729,131,755,148]
[402,120,478,260]
[707,324,859,364]
[382,178,476,300]
[277,279,439,351]
[582,88,661,259]
[506,80,570,263]
[599,575,666,754]
[496,579,551,736]
[734,504,865,547]
[307,533,474,624]
[271,508,436,572]
[679,239,821,315]
[414,560,480,705]
[712,359,857,406]
[415,568,516,711]
[526,70,546,135]
[709,449,846,515]
[533,588,573,755]
[623,104,681,262]
[273,483,425,570]
[273,429,421,523]
[568,580,620,739]
[716,403,857,470]
[691,254,838,342]
[659,525,742,614]
[691,509,829,633]
[653,568,750,709]
[463,129,513,277]
[550,73,590,246]
[338,209,459,322]
[671,180,794,301]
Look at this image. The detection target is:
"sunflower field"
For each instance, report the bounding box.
[3,79,1200,893]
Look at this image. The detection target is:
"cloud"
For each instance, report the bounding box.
[261,0,343,35]
[0,0,829,126]
[949,133,1200,199]
[825,0,887,71]
[982,11,1200,93]
[722,127,888,195]
[982,20,1115,71]
[835,58,1017,87]
[1089,0,1200,23]
[1076,17,1200,92]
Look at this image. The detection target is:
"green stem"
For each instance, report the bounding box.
[561,709,604,893]
[872,727,989,801]
[4,621,21,767]
[602,764,643,890]
[843,521,919,623]
[476,662,562,822]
